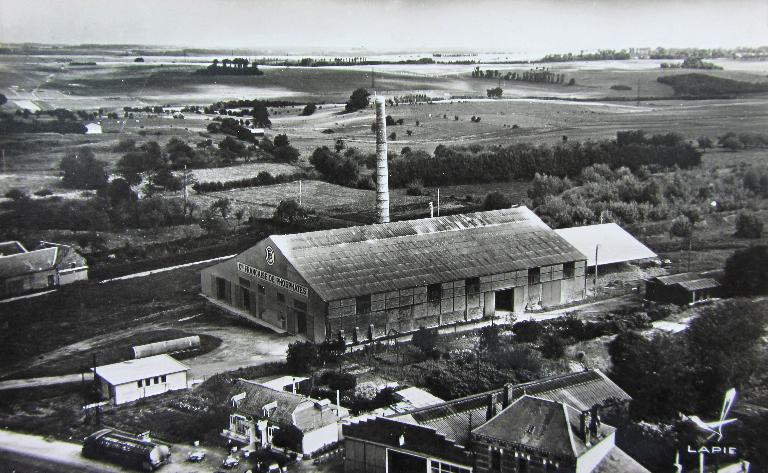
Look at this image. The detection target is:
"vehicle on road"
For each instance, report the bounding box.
[222,456,239,469]
[187,450,206,462]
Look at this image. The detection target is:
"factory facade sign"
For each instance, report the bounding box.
[237,262,308,297]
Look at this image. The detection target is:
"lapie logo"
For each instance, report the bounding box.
[676,388,740,470]
[265,246,275,265]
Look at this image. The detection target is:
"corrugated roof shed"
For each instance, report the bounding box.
[92,354,189,385]
[555,223,657,267]
[675,278,720,291]
[652,272,702,285]
[271,207,586,301]
[394,387,445,409]
[0,247,57,279]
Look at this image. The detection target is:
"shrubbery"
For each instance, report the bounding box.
[192,171,309,193]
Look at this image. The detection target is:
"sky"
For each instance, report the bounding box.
[0,0,765,54]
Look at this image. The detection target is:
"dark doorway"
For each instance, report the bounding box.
[216,277,227,300]
[242,288,251,311]
[296,311,307,335]
[388,450,427,473]
[496,288,515,311]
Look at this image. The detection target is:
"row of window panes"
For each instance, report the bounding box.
[137,375,167,388]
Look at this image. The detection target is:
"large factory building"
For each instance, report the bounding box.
[200,206,588,343]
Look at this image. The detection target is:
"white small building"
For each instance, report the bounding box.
[92,354,190,405]
[85,122,103,134]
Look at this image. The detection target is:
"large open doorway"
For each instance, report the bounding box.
[496,288,515,311]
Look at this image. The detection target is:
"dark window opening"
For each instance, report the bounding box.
[296,311,307,335]
[294,300,307,311]
[47,275,55,287]
[242,289,251,311]
[427,283,442,303]
[239,277,251,288]
[277,292,285,303]
[528,268,541,285]
[466,277,480,294]
[491,450,501,472]
[258,284,266,295]
[137,380,143,388]
[563,262,575,279]
[216,277,227,300]
[161,375,167,383]
[356,295,371,314]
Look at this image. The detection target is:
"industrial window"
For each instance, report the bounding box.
[356,295,371,314]
[216,277,227,300]
[430,461,471,473]
[239,277,251,288]
[258,285,266,295]
[528,268,541,285]
[465,277,480,294]
[137,380,143,388]
[427,283,442,303]
[161,375,167,383]
[47,275,55,287]
[563,262,575,279]
[277,292,285,303]
[154,376,159,384]
[145,378,151,385]
[294,300,307,311]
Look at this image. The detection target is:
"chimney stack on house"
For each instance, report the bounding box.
[374,95,390,224]
[580,411,592,446]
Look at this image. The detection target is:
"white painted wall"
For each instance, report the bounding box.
[301,422,339,455]
[110,371,188,405]
[576,432,615,473]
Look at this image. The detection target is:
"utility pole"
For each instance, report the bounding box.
[299,180,302,206]
[371,68,375,90]
[636,79,641,106]
[429,202,434,218]
[437,189,440,216]
[594,244,600,288]
[687,233,693,272]
[1,149,5,173]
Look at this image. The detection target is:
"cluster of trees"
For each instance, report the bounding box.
[60,149,108,189]
[660,57,723,70]
[486,87,503,98]
[309,146,365,187]
[0,111,87,134]
[540,49,631,62]
[192,170,309,193]
[197,58,264,75]
[388,131,701,188]
[114,140,185,191]
[657,73,768,97]
[472,67,569,85]
[609,298,767,420]
[718,131,768,150]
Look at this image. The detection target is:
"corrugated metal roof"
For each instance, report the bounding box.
[271,207,587,301]
[651,272,702,285]
[555,223,657,267]
[675,278,720,291]
[0,247,57,279]
[92,354,189,385]
[395,387,445,409]
[0,241,27,256]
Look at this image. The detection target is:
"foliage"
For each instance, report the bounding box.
[411,326,439,359]
[272,145,300,163]
[669,215,693,239]
[309,146,360,186]
[657,73,768,97]
[251,103,271,128]
[345,88,370,113]
[540,333,566,359]
[723,246,768,296]
[196,57,264,76]
[406,180,425,196]
[482,191,512,210]
[4,188,29,201]
[274,134,290,147]
[320,371,356,391]
[512,320,543,343]
[0,93,6,106]
[192,171,309,193]
[273,199,309,224]
[478,325,501,353]
[486,87,503,98]
[301,103,317,116]
[286,341,318,373]
[697,136,713,148]
[59,148,108,189]
[735,212,764,238]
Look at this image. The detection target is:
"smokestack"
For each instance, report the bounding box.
[374,96,390,223]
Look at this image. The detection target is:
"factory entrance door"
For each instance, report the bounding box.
[495,288,515,311]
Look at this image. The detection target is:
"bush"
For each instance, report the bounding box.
[272,145,300,163]
[4,188,29,200]
[513,320,543,343]
[540,333,566,359]
[735,212,764,238]
[321,371,356,391]
[345,88,370,113]
[273,199,309,224]
[723,246,768,296]
[286,341,318,372]
[301,103,316,116]
[33,188,53,197]
[406,180,425,196]
[697,136,713,149]
[482,191,512,210]
[411,326,439,359]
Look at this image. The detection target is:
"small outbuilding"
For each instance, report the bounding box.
[85,122,103,134]
[645,272,721,305]
[0,241,88,298]
[92,354,190,405]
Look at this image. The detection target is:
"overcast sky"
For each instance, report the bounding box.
[0,0,765,53]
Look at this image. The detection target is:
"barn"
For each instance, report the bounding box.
[200,207,588,343]
[0,241,88,298]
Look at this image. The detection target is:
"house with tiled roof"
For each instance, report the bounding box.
[222,379,349,456]
[343,369,648,473]
[0,241,88,298]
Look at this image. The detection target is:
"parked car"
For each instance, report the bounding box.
[187,450,206,462]
[241,446,254,458]
[222,456,240,469]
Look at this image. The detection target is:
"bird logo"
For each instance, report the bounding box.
[680,388,737,441]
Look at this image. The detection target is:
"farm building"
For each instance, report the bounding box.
[82,428,171,472]
[85,122,102,134]
[92,354,190,405]
[343,369,648,473]
[0,241,88,298]
[222,379,349,456]
[555,223,657,269]
[200,207,588,343]
[645,272,721,305]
